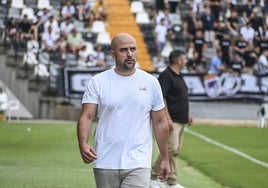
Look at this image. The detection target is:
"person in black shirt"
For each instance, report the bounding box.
[250,8,264,40]
[220,32,232,64]
[19,14,32,41]
[193,29,206,61]
[183,8,196,42]
[243,48,258,74]
[151,50,193,188]
[187,50,207,74]
[228,52,245,75]
[258,38,268,54]
[226,9,240,40]
[208,0,222,20]
[234,35,249,57]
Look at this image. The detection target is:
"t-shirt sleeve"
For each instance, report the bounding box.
[82,78,99,104]
[151,76,165,111]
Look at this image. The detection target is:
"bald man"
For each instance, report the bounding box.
[77,33,170,188]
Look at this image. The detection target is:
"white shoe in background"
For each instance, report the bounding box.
[150,179,161,188]
[168,183,185,188]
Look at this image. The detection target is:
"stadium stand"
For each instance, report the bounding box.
[0,0,268,120]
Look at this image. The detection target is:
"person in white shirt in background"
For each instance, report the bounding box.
[154,18,168,62]
[61,0,76,19]
[60,16,74,36]
[0,86,8,121]
[257,49,268,76]
[44,15,60,36]
[240,22,255,45]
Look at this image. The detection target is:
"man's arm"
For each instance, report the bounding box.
[151,108,170,181]
[163,98,174,131]
[77,103,98,163]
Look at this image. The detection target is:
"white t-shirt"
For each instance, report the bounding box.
[82,69,165,169]
[154,24,167,43]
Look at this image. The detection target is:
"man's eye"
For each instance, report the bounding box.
[119,47,136,52]
[130,47,136,51]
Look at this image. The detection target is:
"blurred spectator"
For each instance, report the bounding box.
[57,34,68,60]
[208,0,222,20]
[61,0,76,19]
[200,6,216,43]
[19,14,32,41]
[240,22,255,44]
[194,19,205,35]
[67,28,84,53]
[92,44,106,67]
[219,32,232,65]
[242,0,255,23]
[167,0,179,13]
[155,7,172,29]
[93,0,108,22]
[0,86,8,121]
[191,0,204,17]
[23,34,39,66]
[5,17,20,54]
[31,15,44,41]
[213,20,225,47]
[27,33,39,54]
[234,35,249,57]
[76,0,95,27]
[37,8,52,24]
[209,48,225,75]
[227,52,245,75]
[77,43,91,67]
[154,18,167,62]
[41,26,59,52]
[44,15,60,36]
[249,8,264,41]
[60,16,74,36]
[243,46,258,74]
[77,43,105,67]
[258,36,268,54]
[154,0,165,10]
[193,29,206,61]
[257,49,268,76]
[226,9,240,39]
[183,8,196,42]
[187,50,207,74]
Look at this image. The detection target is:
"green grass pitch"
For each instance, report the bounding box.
[0,121,267,188]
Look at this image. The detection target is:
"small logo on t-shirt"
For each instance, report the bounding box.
[139,87,147,91]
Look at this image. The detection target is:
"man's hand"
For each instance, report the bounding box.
[188,115,193,126]
[79,144,97,163]
[157,159,170,181]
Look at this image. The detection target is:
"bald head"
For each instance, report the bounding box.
[111,33,136,50]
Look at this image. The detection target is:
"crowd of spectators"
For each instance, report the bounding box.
[152,0,268,76]
[3,0,109,78]
[2,0,268,77]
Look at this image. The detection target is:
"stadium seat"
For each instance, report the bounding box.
[11,0,25,9]
[24,0,38,9]
[96,32,110,45]
[21,7,36,22]
[135,11,151,25]
[37,0,52,10]
[257,102,268,128]
[91,20,106,34]
[130,1,145,14]
[8,7,21,20]
[161,41,173,58]
[7,100,20,122]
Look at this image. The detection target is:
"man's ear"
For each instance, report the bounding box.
[110,50,115,59]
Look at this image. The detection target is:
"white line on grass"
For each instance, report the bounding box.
[185,128,268,168]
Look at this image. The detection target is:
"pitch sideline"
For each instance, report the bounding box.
[185,128,268,168]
